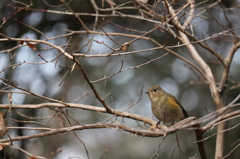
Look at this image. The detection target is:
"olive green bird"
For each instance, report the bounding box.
[146,85,188,124]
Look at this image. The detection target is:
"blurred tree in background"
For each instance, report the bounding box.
[0,0,240,158]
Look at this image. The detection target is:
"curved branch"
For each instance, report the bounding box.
[219,41,240,92]
[0,103,155,125]
[0,37,114,113]
[0,123,166,143]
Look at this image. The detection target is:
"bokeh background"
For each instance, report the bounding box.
[0,0,240,158]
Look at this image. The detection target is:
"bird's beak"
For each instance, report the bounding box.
[145,91,149,94]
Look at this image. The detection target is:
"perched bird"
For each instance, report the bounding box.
[146,85,188,125]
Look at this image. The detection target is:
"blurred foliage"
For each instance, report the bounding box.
[0,0,240,158]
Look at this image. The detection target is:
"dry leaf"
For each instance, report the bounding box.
[26,41,37,51]
[8,92,12,105]
[8,92,12,115]
[18,41,24,45]
[0,142,10,151]
[121,42,129,52]
[0,112,6,137]
[18,36,37,51]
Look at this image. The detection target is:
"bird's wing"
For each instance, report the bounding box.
[166,94,189,118]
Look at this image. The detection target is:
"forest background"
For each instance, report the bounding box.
[0,0,240,159]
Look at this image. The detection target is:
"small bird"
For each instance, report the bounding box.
[146,85,188,125]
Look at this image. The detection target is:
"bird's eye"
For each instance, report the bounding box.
[153,89,157,92]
